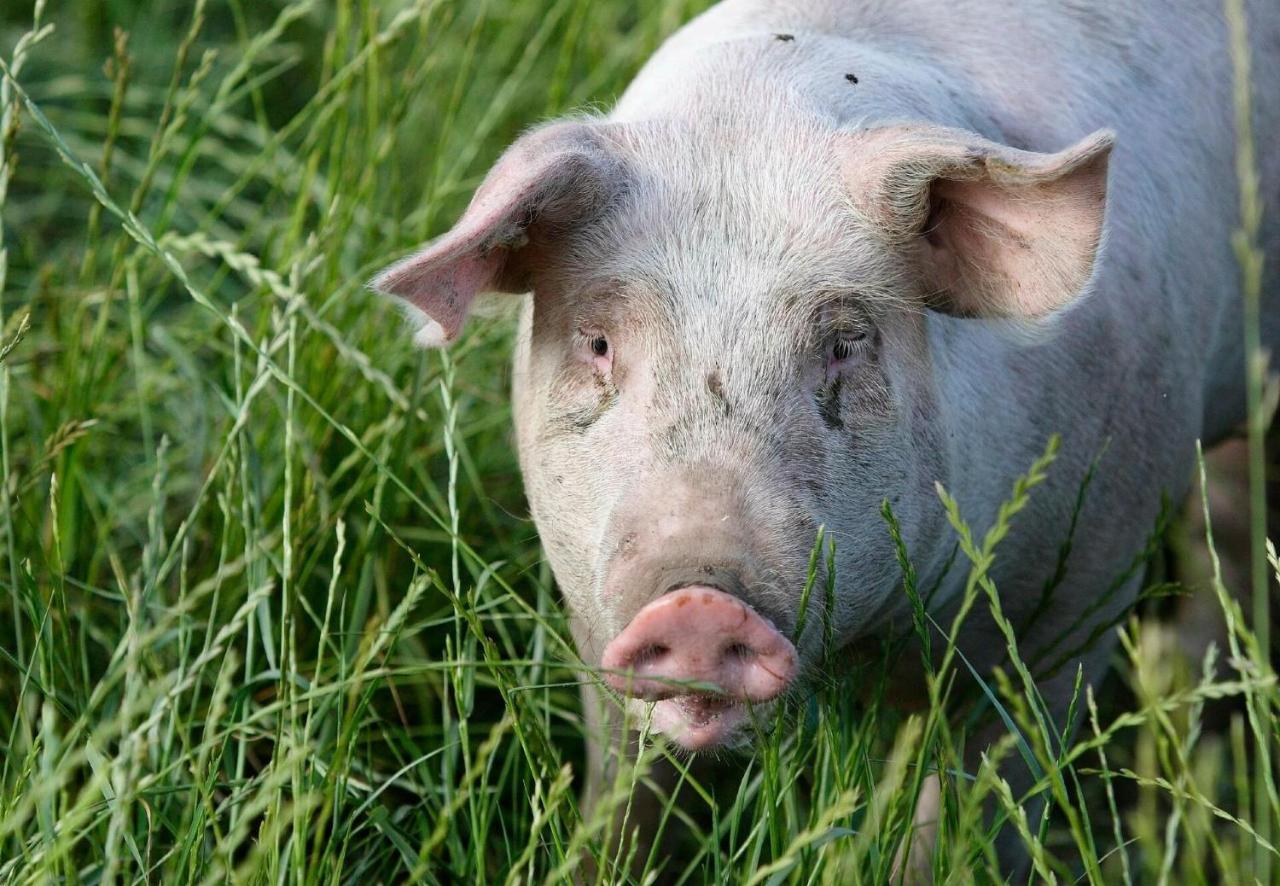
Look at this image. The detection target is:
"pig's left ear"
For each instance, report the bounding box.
[844,125,1113,319]
[371,121,625,347]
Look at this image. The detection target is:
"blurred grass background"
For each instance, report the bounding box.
[0,1,1275,882]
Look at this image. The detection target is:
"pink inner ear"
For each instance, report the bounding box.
[922,141,1109,318]
[841,124,1111,321]
[371,182,526,344]
[377,245,503,345]
[370,121,618,346]
[927,180,1052,315]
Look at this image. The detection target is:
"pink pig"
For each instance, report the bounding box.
[374,0,1280,871]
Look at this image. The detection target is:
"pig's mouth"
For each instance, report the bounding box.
[647,693,769,751]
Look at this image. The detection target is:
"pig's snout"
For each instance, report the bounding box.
[594,472,810,747]
[601,586,798,703]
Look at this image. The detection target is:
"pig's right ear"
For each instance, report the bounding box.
[843,125,1113,320]
[370,121,624,347]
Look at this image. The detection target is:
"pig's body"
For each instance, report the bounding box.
[375,0,1280,872]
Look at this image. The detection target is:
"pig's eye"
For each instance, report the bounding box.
[830,331,868,364]
[576,329,613,373]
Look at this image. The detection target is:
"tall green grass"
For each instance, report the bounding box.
[0,1,1275,882]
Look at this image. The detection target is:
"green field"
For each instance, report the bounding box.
[0,1,1276,882]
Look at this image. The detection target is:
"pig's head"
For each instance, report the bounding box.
[373,113,1110,750]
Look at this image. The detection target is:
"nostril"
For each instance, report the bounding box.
[630,643,669,668]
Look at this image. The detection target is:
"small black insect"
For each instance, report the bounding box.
[845,73,859,84]
[774,33,794,42]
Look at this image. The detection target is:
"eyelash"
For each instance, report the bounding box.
[830,330,868,364]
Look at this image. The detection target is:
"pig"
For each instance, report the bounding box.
[372,0,1280,871]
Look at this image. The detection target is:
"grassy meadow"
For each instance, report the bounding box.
[0,0,1276,882]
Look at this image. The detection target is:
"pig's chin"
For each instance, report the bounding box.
[642,696,769,752]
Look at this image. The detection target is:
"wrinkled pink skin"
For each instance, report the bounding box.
[374,0,1280,874]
